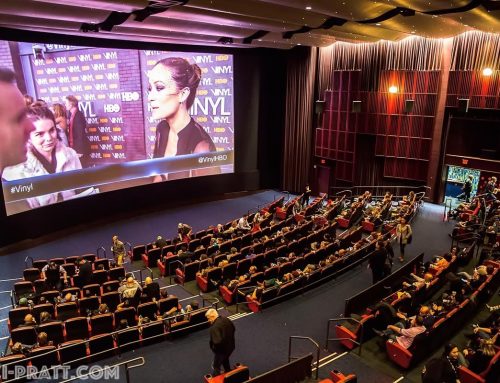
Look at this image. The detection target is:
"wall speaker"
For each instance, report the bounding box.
[315,100,326,114]
[404,99,414,113]
[458,98,469,113]
[352,100,361,113]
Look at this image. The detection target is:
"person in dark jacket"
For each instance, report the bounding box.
[206,308,235,376]
[368,240,388,284]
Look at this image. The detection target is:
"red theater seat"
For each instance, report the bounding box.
[204,364,250,383]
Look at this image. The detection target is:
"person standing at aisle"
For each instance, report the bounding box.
[368,240,388,284]
[396,217,412,262]
[206,308,236,376]
[457,174,473,203]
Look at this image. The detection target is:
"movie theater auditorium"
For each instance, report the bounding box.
[0,1,499,382]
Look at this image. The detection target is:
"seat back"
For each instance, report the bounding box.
[102,280,120,293]
[14,281,34,301]
[9,307,31,329]
[29,345,59,370]
[109,267,126,281]
[23,268,41,282]
[93,259,110,270]
[79,296,100,316]
[137,302,158,320]
[32,303,55,322]
[101,292,121,312]
[65,317,90,341]
[114,307,137,326]
[92,270,108,285]
[88,334,115,361]
[90,313,114,335]
[56,302,79,321]
[38,321,65,345]
[82,284,101,297]
[158,297,178,315]
[58,340,87,366]
[141,321,165,345]
[0,355,27,381]
[11,326,37,345]
[117,328,140,352]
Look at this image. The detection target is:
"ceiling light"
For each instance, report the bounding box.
[388,86,398,93]
[376,23,381,26]
[306,6,312,10]
[482,67,493,76]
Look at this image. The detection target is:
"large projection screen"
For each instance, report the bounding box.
[1,40,234,215]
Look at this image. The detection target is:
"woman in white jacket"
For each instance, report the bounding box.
[2,105,81,208]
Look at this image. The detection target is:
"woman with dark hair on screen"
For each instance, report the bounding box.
[52,103,69,146]
[148,57,218,180]
[2,105,81,208]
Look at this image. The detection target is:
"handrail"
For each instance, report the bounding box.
[96,246,106,259]
[288,336,320,380]
[138,267,153,284]
[330,185,431,201]
[199,293,219,309]
[167,259,184,282]
[60,357,145,383]
[234,285,258,313]
[443,198,453,222]
[24,256,33,269]
[325,317,363,355]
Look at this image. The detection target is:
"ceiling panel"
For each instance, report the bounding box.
[0,0,497,48]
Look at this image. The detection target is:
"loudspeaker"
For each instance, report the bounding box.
[315,100,325,114]
[352,100,361,113]
[404,99,414,113]
[458,98,469,113]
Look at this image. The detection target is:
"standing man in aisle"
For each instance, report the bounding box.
[206,308,236,376]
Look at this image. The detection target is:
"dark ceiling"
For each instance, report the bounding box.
[0,0,499,48]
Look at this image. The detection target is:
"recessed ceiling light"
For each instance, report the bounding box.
[376,23,381,26]
[411,31,416,34]
[297,43,302,45]
[389,86,398,93]
[483,67,493,76]
[306,6,312,10]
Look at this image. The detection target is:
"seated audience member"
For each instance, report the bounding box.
[35,332,52,348]
[118,277,142,300]
[57,292,76,304]
[19,314,37,328]
[237,214,251,232]
[457,265,489,289]
[153,235,168,249]
[143,276,160,302]
[117,319,129,330]
[429,255,450,272]
[77,257,93,286]
[403,272,434,290]
[97,303,109,315]
[178,223,192,243]
[467,337,498,374]
[375,315,426,349]
[40,311,57,324]
[41,261,68,291]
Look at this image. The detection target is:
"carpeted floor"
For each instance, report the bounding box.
[0,192,485,383]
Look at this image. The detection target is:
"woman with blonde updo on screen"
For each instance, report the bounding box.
[148,57,219,181]
[2,105,81,208]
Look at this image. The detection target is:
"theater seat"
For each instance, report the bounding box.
[328,370,357,383]
[58,339,88,367]
[386,339,415,369]
[204,364,250,383]
[29,345,59,370]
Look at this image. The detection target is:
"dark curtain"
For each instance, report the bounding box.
[281,47,317,193]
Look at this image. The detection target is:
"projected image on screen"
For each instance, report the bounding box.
[0,40,234,215]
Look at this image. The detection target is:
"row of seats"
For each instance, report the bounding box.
[15,267,126,302]
[2,307,212,380]
[9,297,201,347]
[386,260,500,369]
[9,291,179,331]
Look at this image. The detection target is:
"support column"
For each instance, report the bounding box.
[427,38,453,202]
